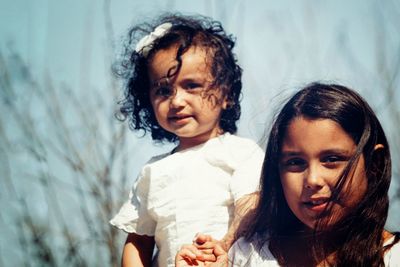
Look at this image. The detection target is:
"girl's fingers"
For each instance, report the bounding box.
[194,240,227,253]
[189,233,226,264]
[196,248,214,254]
[193,237,220,250]
[194,241,216,249]
[177,245,202,260]
[213,244,227,257]
[193,233,215,245]
[213,245,229,267]
[199,253,217,262]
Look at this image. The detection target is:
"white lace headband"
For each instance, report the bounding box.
[135,22,173,57]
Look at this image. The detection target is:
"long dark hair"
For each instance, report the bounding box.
[114,13,242,143]
[244,83,394,266]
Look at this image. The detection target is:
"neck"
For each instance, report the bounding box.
[176,129,224,152]
[271,227,348,267]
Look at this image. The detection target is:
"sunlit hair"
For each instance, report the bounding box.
[114,13,242,142]
[244,83,396,266]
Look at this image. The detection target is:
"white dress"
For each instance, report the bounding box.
[229,236,400,266]
[110,133,264,267]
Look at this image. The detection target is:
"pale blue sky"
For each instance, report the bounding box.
[1,0,399,265]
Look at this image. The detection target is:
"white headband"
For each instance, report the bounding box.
[135,22,173,57]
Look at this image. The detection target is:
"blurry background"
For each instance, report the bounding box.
[0,0,399,266]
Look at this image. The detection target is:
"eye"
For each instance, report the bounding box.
[286,158,306,166]
[281,157,307,172]
[184,82,202,90]
[154,86,174,97]
[321,155,348,168]
[322,155,341,163]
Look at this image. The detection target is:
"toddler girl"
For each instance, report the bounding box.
[110,14,264,267]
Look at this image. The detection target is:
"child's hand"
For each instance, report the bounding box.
[175,234,228,267]
[175,244,227,267]
[175,244,208,266]
[192,233,223,255]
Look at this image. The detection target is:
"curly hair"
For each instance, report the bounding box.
[114,13,242,143]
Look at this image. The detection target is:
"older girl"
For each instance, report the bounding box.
[230,83,400,266]
[176,83,400,266]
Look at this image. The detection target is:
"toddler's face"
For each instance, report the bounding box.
[147,45,227,151]
[279,116,367,230]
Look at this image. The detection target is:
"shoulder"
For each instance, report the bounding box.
[222,133,262,149]
[147,151,171,164]
[229,237,254,255]
[229,236,278,266]
[219,133,264,160]
[384,236,400,266]
[200,133,264,173]
[134,151,172,190]
[229,237,254,266]
[138,150,174,174]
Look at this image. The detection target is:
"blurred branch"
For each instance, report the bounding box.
[0,34,128,267]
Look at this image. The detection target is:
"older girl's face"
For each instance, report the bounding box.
[279,116,368,229]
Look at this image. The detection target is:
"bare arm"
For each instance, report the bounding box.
[221,192,258,250]
[122,233,155,267]
[180,193,259,265]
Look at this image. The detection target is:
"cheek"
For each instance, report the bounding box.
[344,174,367,207]
[280,172,302,194]
[150,100,169,124]
[151,98,165,112]
[149,94,158,109]
[150,101,160,117]
[280,173,302,206]
[341,158,368,207]
[198,96,217,110]
[200,90,225,109]
[196,98,224,119]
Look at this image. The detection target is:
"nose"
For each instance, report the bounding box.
[304,163,325,189]
[169,87,186,108]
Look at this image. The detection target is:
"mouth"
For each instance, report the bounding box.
[303,197,330,212]
[168,114,192,123]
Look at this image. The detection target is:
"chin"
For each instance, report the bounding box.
[303,223,316,231]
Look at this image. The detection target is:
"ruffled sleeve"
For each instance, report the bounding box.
[109,164,156,236]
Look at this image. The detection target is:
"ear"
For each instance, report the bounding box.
[222,97,232,110]
[371,143,386,176]
[374,143,385,151]
[222,99,228,109]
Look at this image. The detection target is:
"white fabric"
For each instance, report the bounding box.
[110,133,264,267]
[229,236,400,266]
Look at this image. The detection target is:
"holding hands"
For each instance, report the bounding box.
[175,234,228,267]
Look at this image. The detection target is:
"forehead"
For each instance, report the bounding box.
[147,45,212,79]
[282,117,356,152]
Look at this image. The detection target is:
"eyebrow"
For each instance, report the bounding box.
[151,77,170,88]
[280,149,352,158]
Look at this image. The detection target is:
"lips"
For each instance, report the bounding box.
[304,197,330,213]
[168,114,192,124]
